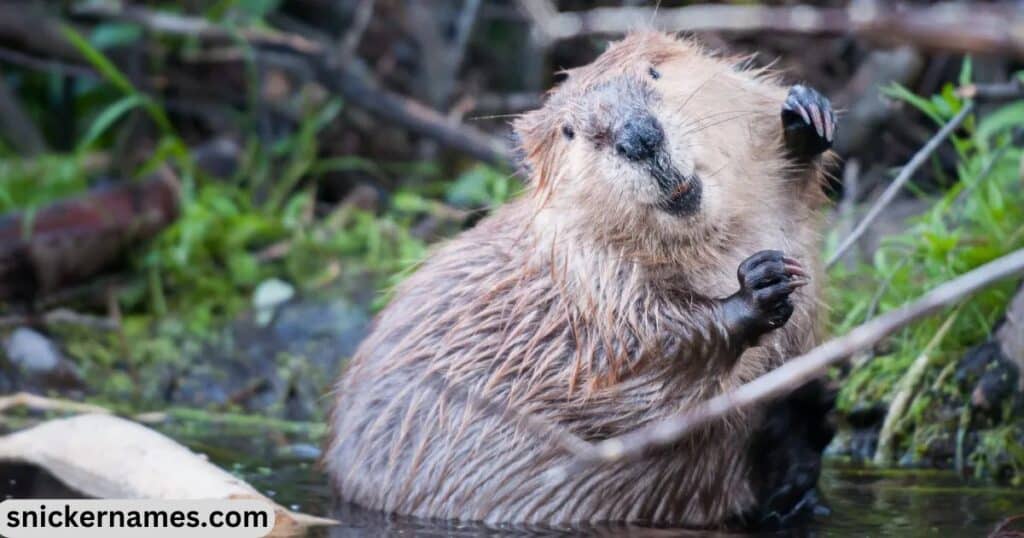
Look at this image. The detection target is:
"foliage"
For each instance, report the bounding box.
[829,70,1024,479]
[0,21,517,413]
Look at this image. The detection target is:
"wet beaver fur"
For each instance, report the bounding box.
[325,32,837,529]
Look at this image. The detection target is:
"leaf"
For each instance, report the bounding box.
[227,252,261,285]
[0,414,336,536]
[958,56,974,87]
[75,94,147,153]
[883,83,943,125]
[62,25,176,138]
[977,102,1024,143]
[61,25,136,95]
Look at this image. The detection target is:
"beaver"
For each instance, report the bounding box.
[325,31,837,529]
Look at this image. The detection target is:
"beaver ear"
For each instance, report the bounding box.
[511,109,557,188]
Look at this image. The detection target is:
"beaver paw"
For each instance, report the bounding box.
[725,250,808,344]
[782,84,835,160]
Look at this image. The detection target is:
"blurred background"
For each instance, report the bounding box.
[0,0,1023,534]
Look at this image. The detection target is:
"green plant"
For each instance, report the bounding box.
[829,67,1024,479]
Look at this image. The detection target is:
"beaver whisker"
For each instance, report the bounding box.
[675,71,722,115]
[680,110,762,138]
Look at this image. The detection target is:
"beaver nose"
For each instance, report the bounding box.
[615,114,664,161]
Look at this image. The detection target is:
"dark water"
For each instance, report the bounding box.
[3,420,1021,537]
[226,440,1021,537]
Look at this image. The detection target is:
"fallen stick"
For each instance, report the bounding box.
[550,247,1024,475]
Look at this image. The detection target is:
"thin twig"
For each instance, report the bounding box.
[958,79,1024,101]
[826,102,974,268]
[549,248,1024,476]
[0,392,112,415]
[339,0,375,60]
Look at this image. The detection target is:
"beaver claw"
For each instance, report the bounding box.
[782,84,835,159]
[724,250,808,345]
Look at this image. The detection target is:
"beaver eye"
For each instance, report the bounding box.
[649,66,661,80]
[562,124,575,140]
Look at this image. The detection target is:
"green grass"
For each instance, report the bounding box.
[827,69,1024,480]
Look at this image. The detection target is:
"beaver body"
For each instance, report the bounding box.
[326,32,835,528]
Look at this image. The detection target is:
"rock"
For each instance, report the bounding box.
[253,278,296,327]
[4,328,61,373]
[162,278,373,421]
[276,443,321,461]
[956,284,1024,417]
[830,404,886,461]
[192,137,240,179]
[2,328,83,391]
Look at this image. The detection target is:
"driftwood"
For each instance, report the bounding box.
[549,248,1024,475]
[519,1,1024,59]
[0,169,179,302]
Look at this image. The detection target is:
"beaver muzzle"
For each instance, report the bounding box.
[657,166,702,217]
[612,111,702,217]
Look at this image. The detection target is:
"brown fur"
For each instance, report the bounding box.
[325,32,831,527]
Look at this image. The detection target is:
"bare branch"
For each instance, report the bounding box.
[520,1,1024,59]
[68,3,513,167]
[339,0,376,60]
[550,248,1024,476]
[826,102,974,268]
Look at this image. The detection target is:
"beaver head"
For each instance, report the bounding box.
[514,32,785,246]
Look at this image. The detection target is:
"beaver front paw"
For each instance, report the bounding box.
[782,84,835,160]
[724,250,808,345]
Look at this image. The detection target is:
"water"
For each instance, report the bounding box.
[3,420,1020,536]
[231,444,1021,536]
